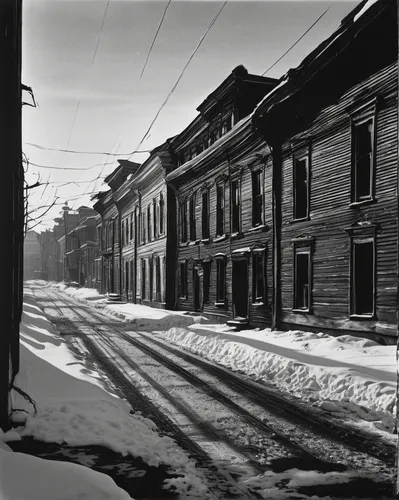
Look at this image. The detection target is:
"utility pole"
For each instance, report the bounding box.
[0,0,23,430]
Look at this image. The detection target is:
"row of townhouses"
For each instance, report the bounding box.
[39,0,397,345]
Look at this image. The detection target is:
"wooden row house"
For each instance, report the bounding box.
[92,161,139,296]
[93,149,176,309]
[252,0,397,344]
[166,66,278,326]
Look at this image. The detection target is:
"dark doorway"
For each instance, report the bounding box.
[193,267,200,311]
[232,260,248,319]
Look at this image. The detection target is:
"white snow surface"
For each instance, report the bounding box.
[10,287,210,499]
[159,325,396,432]
[52,281,202,329]
[44,282,396,433]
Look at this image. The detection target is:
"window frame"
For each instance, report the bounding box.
[252,249,265,304]
[292,238,314,313]
[216,184,225,237]
[231,178,241,234]
[350,110,377,205]
[251,169,263,227]
[147,205,152,242]
[293,152,310,222]
[159,194,165,235]
[201,189,210,240]
[180,199,188,243]
[189,194,196,242]
[350,236,376,319]
[215,255,227,305]
[153,198,157,239]
[179,260,188,299]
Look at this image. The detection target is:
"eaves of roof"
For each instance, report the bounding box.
[253,0,387,121]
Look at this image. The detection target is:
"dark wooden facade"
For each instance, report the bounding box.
[253,0,398,343]
[1,0,23,430]
[167,67,278,327]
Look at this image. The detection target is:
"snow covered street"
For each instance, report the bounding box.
[8,281,395,499]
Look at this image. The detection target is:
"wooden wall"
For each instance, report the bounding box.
[175,138,274,328]
[279,61,397,343]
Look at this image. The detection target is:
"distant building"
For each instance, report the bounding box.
[23,230,41,280]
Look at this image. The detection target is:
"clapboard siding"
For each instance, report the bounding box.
[174,128,273,327]
[279,61,397,342]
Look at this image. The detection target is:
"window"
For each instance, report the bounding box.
[216,185,224,236]
[121,219,125,247]
[147,205,151,241]
[351,238,375,316]
[189,195,196,241]
[293,156,309,220]
[126,216,129,243]
[352,117,374,202]
[141,212,146,244]
[293,247,311,311]
[159,194,165,234]
[180,200,187,243]
[179,261,188,298]
[252,251,265,303]
[155,256,161,302]
[153,199,157,239]
[231,180,241,233]
[216,259,226,303]
[222,115,232,135]
[202,190,209,239]
[129,214,133,241]
[252,170,263,226]
[141,259,146,299]
[203,262,211,305]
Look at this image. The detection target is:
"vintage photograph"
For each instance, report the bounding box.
[1,0,397,498]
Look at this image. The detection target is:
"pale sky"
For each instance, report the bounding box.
[23,0,359,232]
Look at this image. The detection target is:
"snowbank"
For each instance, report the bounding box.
[11,290,210,498]
[50,281,203,329]
[158,326,396,432]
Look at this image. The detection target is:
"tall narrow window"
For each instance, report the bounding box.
[353,118,374,202]
[159,194,165,235]
[202,190,209,239]
[147,205,151,241]
[203,262,211,305]
[180,200,187,243]
[252,252,265,303]
[130,214,133,241]
[351,239,375,316]
[125,217,129,244]
[293,156,309,220]
[294,247,311,311]
[121,219,125,247]
[216,259,226,303]
[252,170,263,227]
[179,261,188,298]
[189,195,196,241]
[155,256,161,302]
[216,185,224,236]
[141,212,146,244]
[231,180,241,233]
[153,199,157,239]
[141,259,146,299]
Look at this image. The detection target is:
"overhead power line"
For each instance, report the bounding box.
[27,160,109,171]
[92,1,110,65]
[128,0,228,161]
[140,0,172,80]
[262,5,331,76]
[24,142,152,156]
